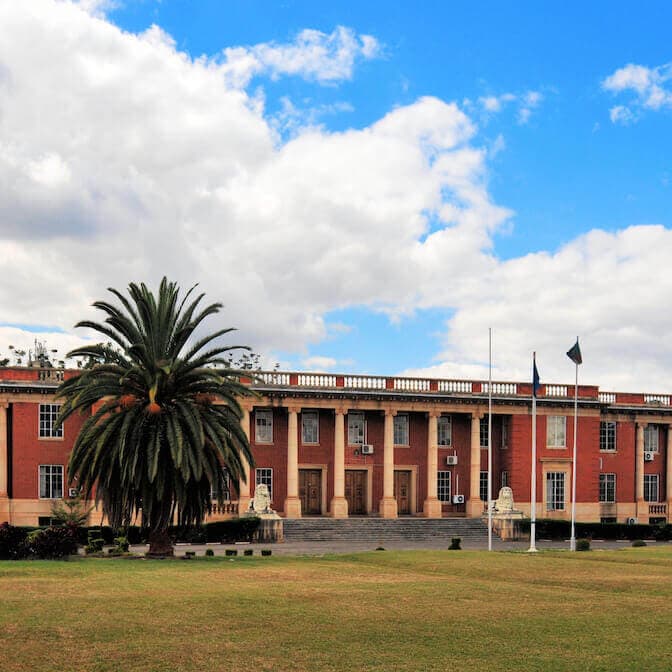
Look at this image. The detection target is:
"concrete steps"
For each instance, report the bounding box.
[283,517,488,543]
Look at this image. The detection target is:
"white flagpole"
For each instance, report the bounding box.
[570,343,579,552]
[528,352,537,553]
[487,327,493,552]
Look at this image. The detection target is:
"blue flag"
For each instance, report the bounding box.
[567,339,582,365]
[532,358,541,397]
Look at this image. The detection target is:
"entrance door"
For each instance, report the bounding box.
[345,470,367,515]
[299,469,322,515]
[394,470,411,515]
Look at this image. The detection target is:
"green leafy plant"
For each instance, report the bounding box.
[576,538,591,551]
[632,539,647,547]
[448,537,461,550]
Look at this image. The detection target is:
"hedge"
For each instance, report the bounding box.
[521,519,672,541]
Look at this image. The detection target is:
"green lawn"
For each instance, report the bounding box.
[1,547,671,671]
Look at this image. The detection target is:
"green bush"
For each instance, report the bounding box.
[632,539,647,547]
[0,523,29,560]
[205,518,261,543]
[261,549,272,557]
[29,526,78,559]
[205,548,215,557]
[520,519,672,541]
[448,537,461,550]
[244,549,253,556]
[576,538,591,551]
[114,536,129,553]
[225,549,238,556]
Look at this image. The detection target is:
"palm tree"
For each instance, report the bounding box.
[56,278,255,556]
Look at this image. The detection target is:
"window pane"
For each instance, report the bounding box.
[547,416,566,448]
[599,473,616,503]
[479,416,489,448]
[255,410,273,443]
[394,414,409,445]
[437,471,451,502]
[600,422,616,451]
[546,472,565,510]
[438,416,452,446]
[479,471,489,502]
[255,468,273,500]
[39,404,63,438]
[301,411,319,444]
[39,465,63,498]
[347,413,365,445]
[644,426,659,452]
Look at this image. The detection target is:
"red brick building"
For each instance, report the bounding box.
[1,367,670,526]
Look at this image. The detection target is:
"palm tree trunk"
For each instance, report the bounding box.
[146,529,174,557]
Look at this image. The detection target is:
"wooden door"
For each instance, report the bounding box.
[299,469,321,515]
[345,470,367,515]
[394,470,411,515]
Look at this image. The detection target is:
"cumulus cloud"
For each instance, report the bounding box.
[476,90,543,124]
[602,62,672,123]
[221,26,381,88]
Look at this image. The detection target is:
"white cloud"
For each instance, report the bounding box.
[478,90,543,125]
[0,2,669,393]
[602,62,672,123]
[221,26,381,88]
[301,355,338,371]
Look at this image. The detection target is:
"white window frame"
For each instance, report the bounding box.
[479,416,489,449]
[644,474,659,503]
[438,415,452,447]
[546,471,565,511]
[39,403,63,439]
[599,473,616,503]
[479,471,489,502]
[501,470,509,488]
[301,411,319,444]
[644,425,659,453]
[255,468,273,501]
[547,416,566,448]
[347,412,366,445]
[254,409,273,444]
[437,471,451,502]
[600,421,616,452]
[211,467,231,502]
[394,413,409,446]
[39,464,63,499]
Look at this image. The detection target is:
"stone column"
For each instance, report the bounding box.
[423,411,442,518]
[330,408,348,517]
[237,406,251,515]
[667,426,672,523]
[467,411,483,517]
[636,422,645,519]
[284,407,302,518]
[379,409,398,518]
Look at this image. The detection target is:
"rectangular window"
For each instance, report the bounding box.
[479,471,489,502]
[437,471,451,502]
[437,415,452,446]
[644,425,659,453]
[39,465,63,499]
[301,411,319,444]
[347,412,365,445]
[501,418,509,449]
[546,472,565,511]
[599,473,616,503]
[547,416,566,448]
[211,468,231,501]
[254,409,273,443]
[644,474,659,503]
[480,416,489,449]
[255,468,273,501]
[501,470,509,488]
[39,404,63,438]
[394,414,409,446]
[600,422,616,452]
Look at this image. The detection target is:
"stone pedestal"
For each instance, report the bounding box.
[284,496,302,518]
[379,497,398,519]
[422,497,442,518]
[330,496,349,518]
[489,511,527,541]
[253,514,284,543]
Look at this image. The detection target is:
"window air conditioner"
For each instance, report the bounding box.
[644,451,654,462]
[361,444,374,455]
[68,488,79,498]
[452,494,465,504]
[446,455,458,466]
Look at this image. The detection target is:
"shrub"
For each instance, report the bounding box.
[29,526,78,559]
[205,548,215,557]
[244,549,253,556]
[261,549,272,556]
[205,518,261,543]
[114,536,129,553]
[0,523,29,560]
[448,537,461,550]
[632,539,647,547]
[225,549,238,556]
[576,538,591,552]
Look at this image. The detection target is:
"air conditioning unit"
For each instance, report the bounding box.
[68,488,79,498]
[446,455,458,466]
[361,444,374,455]
[644,451,655,462]
[452,494,465,505]
[626,517,638,525]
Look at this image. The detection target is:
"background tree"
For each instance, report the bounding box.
[56,278,254,556]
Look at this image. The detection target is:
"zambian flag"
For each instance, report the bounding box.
[566,339,582,365]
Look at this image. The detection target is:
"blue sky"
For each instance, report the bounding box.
[0,1,671,390]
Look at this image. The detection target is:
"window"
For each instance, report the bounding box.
[644,425,659,453]
[348,412,365,445]
[255,468,273,501]
[546,472,565,511]
[211,468,231,501]
[437,415,452,446]
[599,473,616,503]
[479,471,489,502]
[480,416,489,448]
[547,416,566,448]
[39,404,62,438]
[437,471,451,502]
[301,411,319,444]
[394,414,409,445]
[600,422,616,452]
[501,418,509,449]
[255,409,273,443]
[39,465,63,499]
[644,474,659,503]
[501,471,509,488]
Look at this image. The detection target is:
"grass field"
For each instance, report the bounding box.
[1,547,671,671]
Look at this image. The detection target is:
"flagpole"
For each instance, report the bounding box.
[570,340,579,552]
[487,327,493,552]
[528,352,537,553]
